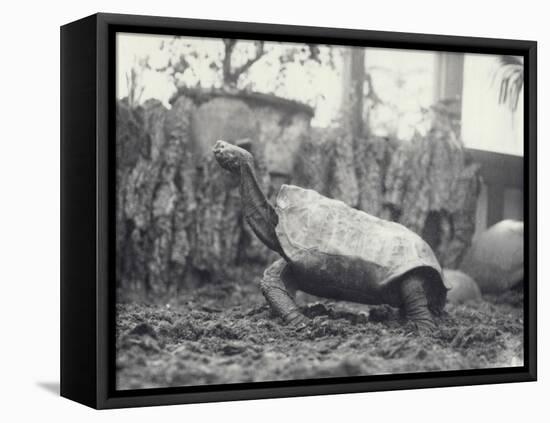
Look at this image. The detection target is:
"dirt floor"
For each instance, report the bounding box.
[116,270,524,390]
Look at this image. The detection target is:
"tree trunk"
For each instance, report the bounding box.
[341,47,366,140]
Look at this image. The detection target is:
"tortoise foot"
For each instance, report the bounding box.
[409,319,437,336]
[284,310,310,328]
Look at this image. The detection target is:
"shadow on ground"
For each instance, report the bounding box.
[36,381,60,396]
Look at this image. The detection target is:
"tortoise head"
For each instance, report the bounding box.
[212,140,254,174]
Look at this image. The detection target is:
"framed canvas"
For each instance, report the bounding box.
[60,13,537,409]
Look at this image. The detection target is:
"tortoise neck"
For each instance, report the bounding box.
[239,161,285,257]
[239,160,265,216]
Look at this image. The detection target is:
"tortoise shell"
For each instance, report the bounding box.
[274,185,447,307]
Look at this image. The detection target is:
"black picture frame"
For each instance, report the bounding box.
[60,12,537,409]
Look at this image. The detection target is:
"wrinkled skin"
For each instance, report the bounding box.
[213,140,443,334]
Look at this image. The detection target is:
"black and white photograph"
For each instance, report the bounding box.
[114,31,527,390]
[3,0,548,419]
[3,0,550,417]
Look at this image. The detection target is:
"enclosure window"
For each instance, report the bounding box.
[461,54,524,157]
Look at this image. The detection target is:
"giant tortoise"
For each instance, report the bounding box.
[213,140,449,333]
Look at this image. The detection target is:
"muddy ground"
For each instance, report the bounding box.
[116,270,524,390]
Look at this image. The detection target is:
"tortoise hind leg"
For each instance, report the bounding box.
[260,259,308,326]
[400,275,436,334]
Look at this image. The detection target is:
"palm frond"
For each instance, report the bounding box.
[492,55,524,112]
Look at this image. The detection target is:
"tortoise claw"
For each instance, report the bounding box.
[410,319,437,336]
[285,311,310,328]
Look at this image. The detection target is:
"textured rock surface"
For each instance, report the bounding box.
[116,98,197,296]
[116,97,275,297]
[293,127,360,207]
[181,91,312,175]
[191,97,257,159]
[384,132,480,269]
[460,220,524,293]
[253,105,311,175]
[189,155,242,279]
[292,127,334,195]
[355,136,389,217]
[443,269,482,304]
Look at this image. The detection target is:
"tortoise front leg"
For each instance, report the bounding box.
[260,259,308,326]
[400,275,436,334]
